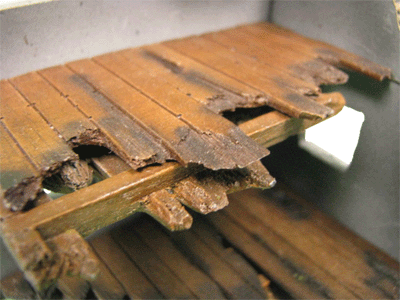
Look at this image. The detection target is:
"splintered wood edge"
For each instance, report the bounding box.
[1,93,344,240]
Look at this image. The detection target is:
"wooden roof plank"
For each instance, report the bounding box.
[92,53,269,169]
[39,65,171,169]
[0,80,77,172]
[248,23,391,81]
[133,218,227,299]
[118,45,268,114]
[9,72,97,143]
[168,225,266,299]
[111,225,196,299]
[204,26,349,86]
[163,36,333,119]
[90,233,163,299]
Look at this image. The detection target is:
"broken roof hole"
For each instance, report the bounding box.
[222,106,274,125]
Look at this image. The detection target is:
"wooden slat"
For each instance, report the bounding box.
[1,89,343,239]
[89,258,127,300]
[250,187,399,299]
[0,80,77,210]
[0,80,77,171]
[0,123,41,212]
[206,186,400,299]
[169,227,266,299]
[201,30,328,91]
[92,155,274,215]
[246,23,391,81]
[133,218,227,299]
[204,26,349,86]
[39,65,171,169]
[90,233,162,299]
[9,72,97,142]
[1,228,53,291]
[118,44,269,113]
[56,275,89,300]
[164,36,334,119]
[1,162,195,238]
[140,189,193,231]
[190,216,267,296]
[91,53,268,169]
[112,225,196,299]
[239,92,345,148]
[207,211,344,299]
[0,271,37,300]
[222,193,380,299]
[91,155,193,230]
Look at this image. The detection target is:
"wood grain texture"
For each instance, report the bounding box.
[207,187,399,299]
[2,20,382,212]
[1,86,343,240]
[133,219,227,299]
[9,72,97,143]
[163,36,334,119]
[0,271,37,300]
[39,65,171,169]
[0,80,77,171]
[92,52,268,169]
[250,23,392,81]
[0,80,77,211]
[112,225,196,299]
[169,223,266,299]
[90,232,162,299]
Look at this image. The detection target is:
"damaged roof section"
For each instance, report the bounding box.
[0,22,391,212]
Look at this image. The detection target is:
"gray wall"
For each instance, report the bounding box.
[1,0,270,79]
[0,0,398,279]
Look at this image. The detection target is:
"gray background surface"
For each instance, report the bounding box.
[1,0,399,279]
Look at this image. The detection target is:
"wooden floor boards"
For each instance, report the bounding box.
[0,22,395,298]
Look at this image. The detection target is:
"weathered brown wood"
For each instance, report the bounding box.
[92,52,268,169]
[91,155,194,230]
[39,65,171,169]
[0,271,37,300]
[90,232,162,299]
[9,72,97,143]
[92,154,274,215]
[201,30,334,90]
[56,275,89,300]
[0,124,41,213]
[45,230,99,282]
[164,36,334,119]
[68,57,246,170]
[169,225,266,299]
[0,80,77,211]
[1,90,342,240]
[221,192,380,299]
[207,210,347,298]
[140,189,193,231]
[1,228,54,291]
[112,225,196,299]
[121,44,273,114]
[247,23,392,81]
[190,216,267,296]
[240,92,345,148]
[45,229,126,299]
[0,80,77,172]
[1,162,196,238]
[207,187,399,299]
[204,26,349,86]
[133,219,227,299]
[88,256,126,300]
[253,187,399,299]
